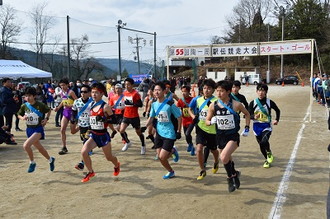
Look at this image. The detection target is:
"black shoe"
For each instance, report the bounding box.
[55,124,61,127]
[6,140,17,145]
[58,147,68,155]
[227,177,236,193]
[110,130,117,138]
[15,128,23,131]
[233,171,241,189]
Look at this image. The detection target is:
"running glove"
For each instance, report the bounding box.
[210,116,217,125]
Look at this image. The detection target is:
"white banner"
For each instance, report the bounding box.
[169,46,211,58]
[260,40,312,55]
[212,44,258,57]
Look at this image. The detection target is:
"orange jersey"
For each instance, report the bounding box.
[123,89,141,118]
[177,97,193,127]
[109,94,125,115]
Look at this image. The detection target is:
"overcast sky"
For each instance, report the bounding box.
[5,0,239,62]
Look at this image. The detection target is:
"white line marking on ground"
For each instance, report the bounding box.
[268,106,310,219]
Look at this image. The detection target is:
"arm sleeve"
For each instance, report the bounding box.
[270,100,281,121]
[248,101,255,119]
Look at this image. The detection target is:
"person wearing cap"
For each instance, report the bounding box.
[119,77,146,154]
[248,83,280,169]
[108,83,126,140]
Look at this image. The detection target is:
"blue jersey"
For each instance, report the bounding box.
[150,100,181,139]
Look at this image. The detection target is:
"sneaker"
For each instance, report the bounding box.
[190,146,196,156]
[187,143,193,152]
[121,142,131,151]
[197,170,206,180]
[267,152,274,164]
[55,124,61,127]
[233,171,241,189]
[5,140,17,145]
[58,147,68,155]
[75,162,84,171]
[27,162,36,173]
[212,162,219,174]
[49,157,55,172]
[113,162,120,176]
[81,172,95,183]
[88,150,93,156]
[263,160,270,168]
[15,128,23,131]
[172,146,179,162]
[227,177,236,192]
[141,146,146,155]
[163,171,175,179]
[111,130,117,138]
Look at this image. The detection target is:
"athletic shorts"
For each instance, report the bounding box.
[63,108,72,120]
[216,133,240,149]
[195,125,217,150]
[26,126,45,140]
[89,131,111,147]
[114,114,123,125]
[122,117,141,129]
[79,126,90,144]
[154,132,175,152]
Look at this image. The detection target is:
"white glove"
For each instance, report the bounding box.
[241,126,249,137]
[210,116,217,125]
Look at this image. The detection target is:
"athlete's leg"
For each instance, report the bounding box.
[81,138,97,173]
[23,132,42,161]
[158,148,173,172]
[102,142,119,167]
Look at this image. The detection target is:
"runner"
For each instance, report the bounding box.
[177,85,195,156]
[142,85,156,145]
[54,78,78,155]
[70,84,93,171]
[143,81,182,179]
[206,80,250,192]
[248,83,280,168]
[231,80,249,111]
[190,79,219,180]
[80,82,120,183]
[120,78,146,155]
[17,87,55,173]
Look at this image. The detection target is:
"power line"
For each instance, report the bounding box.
[8,41,117,45]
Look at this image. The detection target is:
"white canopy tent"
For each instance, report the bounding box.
[0,59,52,79]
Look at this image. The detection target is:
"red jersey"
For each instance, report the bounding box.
[109,94,125,115]
[123,89,140,118]
[89,102,108,131]
[177,96,193,127]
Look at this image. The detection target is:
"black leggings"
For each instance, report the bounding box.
[183,126,193,145]
[256,130,272,159]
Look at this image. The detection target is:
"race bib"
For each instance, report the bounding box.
[89,116,104,130]
[182,107,190,117]
[26,112,39,125]
[199,108,208,121]
[255,110,269,122]
[125,96,133,107]
[116,101,125,110]
[79,112,90,123]
[157,111,169,122]
[216,114,235,130]
[62,99,74,106]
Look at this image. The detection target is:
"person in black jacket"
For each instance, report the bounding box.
[0,78,17,134]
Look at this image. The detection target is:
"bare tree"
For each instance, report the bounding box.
[0,5,21,58]
[30,2,54,68]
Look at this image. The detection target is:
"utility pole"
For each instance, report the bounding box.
[129,36,146,75]
[280,6,285,78]
[67,15,70,79]
[117,20,126,81]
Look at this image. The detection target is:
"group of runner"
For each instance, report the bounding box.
[18,76,281,192]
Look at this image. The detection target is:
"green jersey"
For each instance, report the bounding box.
[18,101,50,128]
[196,96,217,134]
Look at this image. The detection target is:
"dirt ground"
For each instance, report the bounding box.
[0,85,329,219]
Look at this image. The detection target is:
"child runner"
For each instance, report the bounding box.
[206,80,250,192]
[120,78,146,155]
[70,84,93,171]
[80,82,120,183]
[144,81,182,179]
[231,80,249,110]
[54,78,78,155]
[17,87,55,173]
[177,85,195,156]
[248,83,280,168]
[190,79,219,180]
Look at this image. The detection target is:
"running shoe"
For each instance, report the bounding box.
[267,152,274,164]
[111,130,117,138]
[141,146,146,155]
[58,147,68,155]
[197,170,206,180]
[190,146,196,156]
[187,143,193,152]
[263,160,270,168]
[211,162,219,174]
[121,142,131,151]
[75,162,84,171]
[81,172,95,183]
[88,150,93,156]
[233,171,241,189]
[27,162,36,173]
[49,157,55,172]
[163,171,175,179]
[172,146,179,162]
[113,162,120,176]
[227,177,236,192]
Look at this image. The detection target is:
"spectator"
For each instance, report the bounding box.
[0,78,17,134]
